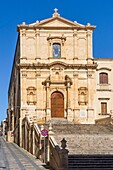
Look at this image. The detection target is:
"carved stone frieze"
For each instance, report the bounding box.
[47,35,66,41]
[21,71,27,78]
[73,71,79,77]
[51,66,63,72]
[87,73,92,78]
[17,62,98,70]
[36,71,41,77]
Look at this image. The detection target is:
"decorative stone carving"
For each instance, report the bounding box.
[27,87,36,105]
[17,62,97,70]
[65,75,72,86]
[47,34,66,46]
[61,138,67,149]
[78,87,88,105]
[22,71,27,78]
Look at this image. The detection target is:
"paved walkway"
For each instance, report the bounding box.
[0,136,48,170]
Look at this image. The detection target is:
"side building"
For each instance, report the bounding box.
[7,9,113,146]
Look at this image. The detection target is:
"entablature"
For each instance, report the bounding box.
[17,62,98,70]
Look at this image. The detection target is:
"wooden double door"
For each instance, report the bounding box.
[51,92,64,118]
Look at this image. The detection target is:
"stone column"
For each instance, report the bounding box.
[20,27,27,61]
[88,72,93,107]
[86,71,95,123]
[35,29,40,61]
[21,70,27,109]
[87,28,93,64]
[46,83,51,121]
[73,72,79,122]
[66,82,72,121]
[36,72,42,121]
[12,112,14,131]
[19,117,23,147]
[48,39,52,58]
[8,110,11,131]
[73,30,78,61]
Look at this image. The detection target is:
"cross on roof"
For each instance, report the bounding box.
[54,8,58,13]
[53,8,60,17]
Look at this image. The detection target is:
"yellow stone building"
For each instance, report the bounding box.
[8,9,113,145]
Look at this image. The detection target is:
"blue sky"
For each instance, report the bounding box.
[0,0,113,122]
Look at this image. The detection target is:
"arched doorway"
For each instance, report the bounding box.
[51,91,64,118]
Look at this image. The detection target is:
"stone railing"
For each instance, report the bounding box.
[48,124,69,170]
[110,110,113,125]
[95,116,111,124]
[95,111,113,125]
[22,115,42,157]
[22,115,32,151]
[49,136,68,170]
[33,124,42,158]
[22,117,69,169]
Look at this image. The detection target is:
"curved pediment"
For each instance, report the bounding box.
[48,61,68,68]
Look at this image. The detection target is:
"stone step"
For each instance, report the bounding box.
[69,159,113,163]
[52,124,113,134]
[69,168,113,170]
[38,123,113,154]
[40,123,113,134]
[47,118,71,124]
[69,165,113,168]
[68,154,113,158]
[54,134,113,154]
[68,154,113,169]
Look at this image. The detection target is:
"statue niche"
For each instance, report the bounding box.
[27,87,36,105]
[78,87,88,105]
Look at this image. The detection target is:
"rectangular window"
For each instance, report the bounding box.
[99,73,108,84]
[101,102,107,114]
[53,43,61,58]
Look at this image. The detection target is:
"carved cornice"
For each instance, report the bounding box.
[47,35,66,41]
[42,75,72,86]
[47,34,66,45]
[96,67,111,71]
[98,98,110,100]
[17,25,96,32]
[17,62,98,70]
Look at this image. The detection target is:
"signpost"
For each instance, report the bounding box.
[41,129,48,163]
[41,129,48,137]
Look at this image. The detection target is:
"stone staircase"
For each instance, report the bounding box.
[68,154,113,170]
[38,118,113,169]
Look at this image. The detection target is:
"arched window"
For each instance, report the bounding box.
[52,43,61,58]
[99,73,108,84]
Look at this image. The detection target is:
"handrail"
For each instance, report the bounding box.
[49,136,60,150]
[21,118,68,169]
[49,136,60,169]
[49,135,68,170]
[34,124,41,135]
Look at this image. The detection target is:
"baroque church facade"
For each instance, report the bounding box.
[8,9,113,145]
